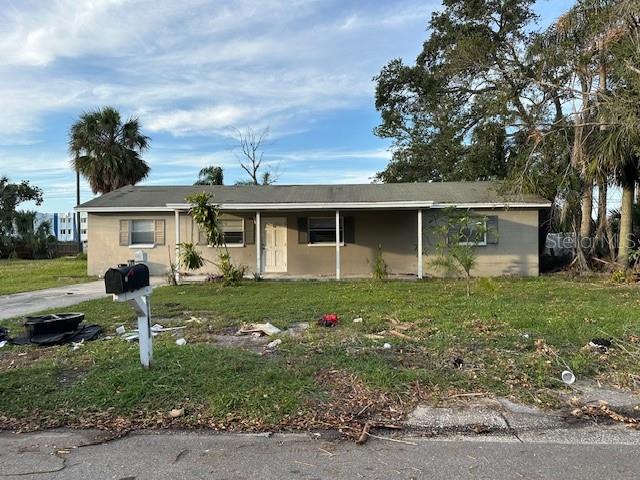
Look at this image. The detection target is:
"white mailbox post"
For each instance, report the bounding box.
[112,286,153,368]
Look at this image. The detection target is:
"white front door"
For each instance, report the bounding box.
[262,217,287,273]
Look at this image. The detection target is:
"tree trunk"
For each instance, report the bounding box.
[580,182,593,240]
[618,184,634,267]
[592,181,609,258]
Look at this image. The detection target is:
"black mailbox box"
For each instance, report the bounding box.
[104,264,150,294]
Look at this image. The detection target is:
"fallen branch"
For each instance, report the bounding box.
[365,433,418,446]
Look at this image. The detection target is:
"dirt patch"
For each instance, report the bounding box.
[57,367,89,388]
[0,347,54,371]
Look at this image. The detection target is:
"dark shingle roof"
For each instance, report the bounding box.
[77,182,550,210]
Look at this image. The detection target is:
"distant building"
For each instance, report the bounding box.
[35,212,88,244]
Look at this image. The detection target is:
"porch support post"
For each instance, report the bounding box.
[335,210,341,280]
[417,208,423,279]
[174,210,181,283]
[255,211,261,276]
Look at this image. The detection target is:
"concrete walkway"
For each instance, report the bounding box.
[0,277,165,321]
[1,427,640,479]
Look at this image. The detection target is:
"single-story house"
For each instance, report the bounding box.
[76,181,550,279]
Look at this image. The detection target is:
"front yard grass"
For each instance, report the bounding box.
[0,276,638,434]
[0,256,94,295]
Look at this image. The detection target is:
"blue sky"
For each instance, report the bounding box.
[1,0,571,212]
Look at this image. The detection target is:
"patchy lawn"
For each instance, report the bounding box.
[0,277,639,435]
[0,256,94,295]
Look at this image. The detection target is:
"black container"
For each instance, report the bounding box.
[104,263,150,294]
[24,313,85,337]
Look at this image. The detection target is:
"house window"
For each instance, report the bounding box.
[199,218,244,245]
[81,229,87,235]
[221,218,244,244]
[81,217,87,223]
[131,220,155,245]
[308,217,343,244]
[457,218,487,246]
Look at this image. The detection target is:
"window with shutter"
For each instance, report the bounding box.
[131,220,154,245]
[308,217,344,244]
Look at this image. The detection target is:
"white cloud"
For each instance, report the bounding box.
[0,0,431,141]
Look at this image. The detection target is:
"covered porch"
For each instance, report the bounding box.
[168,203,434,280]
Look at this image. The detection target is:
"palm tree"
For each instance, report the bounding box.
[587,2,640,265]
[194,166,223,185]
[69,106,151,195]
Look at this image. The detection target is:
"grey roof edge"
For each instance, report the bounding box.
[76,181,551,211]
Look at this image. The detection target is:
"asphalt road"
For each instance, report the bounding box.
[2,427,640,479]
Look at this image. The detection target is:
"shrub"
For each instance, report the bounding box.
[179,242,205,271]
[372,244,389,280]
[216,252,247,286]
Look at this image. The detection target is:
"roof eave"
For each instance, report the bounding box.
[76,200,551,213]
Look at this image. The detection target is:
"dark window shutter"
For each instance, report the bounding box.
[486,216,499,244]
[344,216,355,244]
[297,217,308,243]
[245,217,255,245]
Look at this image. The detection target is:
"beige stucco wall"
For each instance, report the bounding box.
[86,208,539,278]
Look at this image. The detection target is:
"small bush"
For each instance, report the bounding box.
[179,242,205,271]
[372,245,388,280]
[216,252,247,286]
[611,270,631,284]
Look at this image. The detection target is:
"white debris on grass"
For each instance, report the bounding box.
[353,317,363,323]
[236,322,282,336]
[176,338,187,346]
[266,339,282,349]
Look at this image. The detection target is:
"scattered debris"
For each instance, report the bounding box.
[383,343,392,349]
[561,370,576,385]
[0,340,6,349]
[449,356,464,369]
[389,330,414,341]
[152,324,186,333]
[169,408,184,418]
[589,338,613,353]
[365,334,385,340]
[266,339,282,349]
[70,339,84,351]
[236,323,281,336]
[10,313,102,347]
[572,401,639,428]
[176,338,187,346]
[353,317,363,323]
[115,323,186,342]
[318,314,339,327]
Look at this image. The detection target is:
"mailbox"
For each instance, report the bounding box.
[104,264,150,294]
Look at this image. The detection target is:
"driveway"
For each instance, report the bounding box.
[0,277,165,320]
[1,428,640,479]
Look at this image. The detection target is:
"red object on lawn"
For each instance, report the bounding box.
[318,313,339,327]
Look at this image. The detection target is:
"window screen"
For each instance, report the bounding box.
[131,220,155,245]
[308,217,343,244]
[221,218,244,244]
